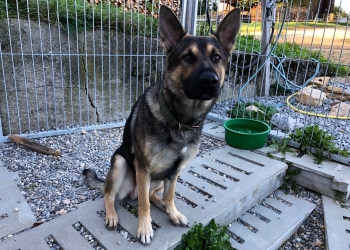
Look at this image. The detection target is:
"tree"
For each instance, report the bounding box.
[333,5,349,18]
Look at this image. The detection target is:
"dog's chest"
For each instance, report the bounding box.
[180,146,188,154]
[148,141,198,181]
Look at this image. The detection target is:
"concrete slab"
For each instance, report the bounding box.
[0,190,314,250]
[229,191,316,250]
[0,163,36,239]
[323,195,350,250]
[203,121,350,202]
[256,147,350,202]
[0,147,287,249]
[202,121,226,141]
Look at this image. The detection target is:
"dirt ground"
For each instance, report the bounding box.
[317,48,350,65]
[286,27,350,66]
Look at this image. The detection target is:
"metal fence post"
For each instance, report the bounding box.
[260,0,272,97]
[0,116,3,142]
[182,0,198,35]
[181,0,188,28]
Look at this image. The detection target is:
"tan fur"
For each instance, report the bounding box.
[134,160,153,244]
[104,154,136,228]
[149,181,165,210]
[163,172,188,226]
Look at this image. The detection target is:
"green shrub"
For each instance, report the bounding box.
[176,219,235,250]
[0,0,158,36]
[291,124,349,164]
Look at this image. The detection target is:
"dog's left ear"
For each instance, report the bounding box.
[214,9,241,55]
[159,5,187,54]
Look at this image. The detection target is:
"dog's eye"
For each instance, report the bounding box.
[183,54,193,62]
[213,54,221,62]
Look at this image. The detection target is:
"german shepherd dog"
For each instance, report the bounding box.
[84,5,240,245]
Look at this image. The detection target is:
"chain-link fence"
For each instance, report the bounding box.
[1,0,349,162]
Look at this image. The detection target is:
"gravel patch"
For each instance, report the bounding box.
[279,187,325,250]
[0,128,124,223]
[0,126,325,248]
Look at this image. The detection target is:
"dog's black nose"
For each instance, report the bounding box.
[199,72,219,86]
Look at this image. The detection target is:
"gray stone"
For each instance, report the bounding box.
[295,87,327,107]
[271,113,303,132]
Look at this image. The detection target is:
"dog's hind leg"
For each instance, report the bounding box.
[104,154,133,229]
[149,181,165,211]
[163,173,189,227]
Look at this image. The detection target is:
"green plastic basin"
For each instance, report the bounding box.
[223,118,271,149]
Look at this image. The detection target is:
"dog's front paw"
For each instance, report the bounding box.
[105,210,118,229]
[137,217,154,245]
[167,208,190,227]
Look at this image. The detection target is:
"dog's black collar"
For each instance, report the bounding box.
[158,85,200,132]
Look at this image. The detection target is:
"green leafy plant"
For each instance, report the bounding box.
[130,205,138,216]
[265,145,301,194]
[291,124,349,164]
[280,166,302,194]
[227,102,278,125]
[270,138,295,155]
[145,0,159,13]
[266,151,274,159]
[269,83,293,96]
[196,21,217,36]
[176,219,235,250]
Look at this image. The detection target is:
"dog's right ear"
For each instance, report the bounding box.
[214,8,241,55]
[159,5,186,54]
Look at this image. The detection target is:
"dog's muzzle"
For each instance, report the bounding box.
[199,72,219,87]
[183,70,221,100]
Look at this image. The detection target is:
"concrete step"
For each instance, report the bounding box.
[323,195,350,250]
[229,191,315,250]
[203,121,350,202]
[0,146,287,249]
[0,191,316,250]
[0,163,36,239]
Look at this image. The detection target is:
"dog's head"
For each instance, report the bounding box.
[159,5,241,101]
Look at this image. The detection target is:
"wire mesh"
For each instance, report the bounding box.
[201,0,350,160]
[0,0,349,161]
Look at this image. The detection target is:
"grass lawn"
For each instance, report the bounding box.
[240,21,349,35]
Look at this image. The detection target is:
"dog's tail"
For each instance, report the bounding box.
[82,169,105,192]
